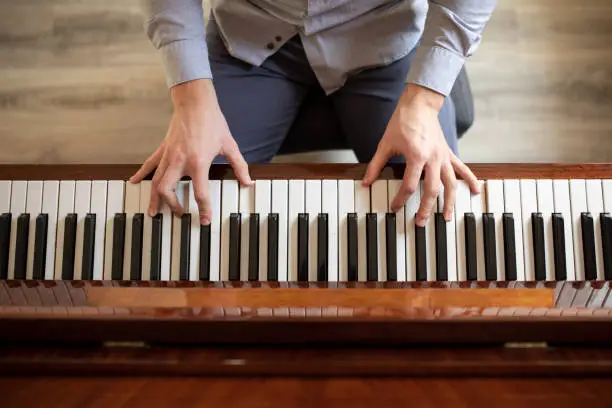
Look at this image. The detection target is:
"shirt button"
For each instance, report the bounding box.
[266,42,275,50]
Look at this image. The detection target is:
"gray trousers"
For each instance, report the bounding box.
[206,17,458,163]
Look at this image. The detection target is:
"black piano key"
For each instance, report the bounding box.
[347,213,358,281]
[552,213,567,281]
[111,213,126,280]
[502,213,517,281]
[483,213,497,281]
[32,213,48,280]
[385,213,397,282]
[366,213,378,281]
[297,213,308,281]
[581,212,597,280]
[267,213,278,281]
[14,213,30,279]
[317,213,328,282]
[464,213,477,281]
[415,224,427,281]
[601,213,612,280]
[0,213,11,279]
[248,213,260,281]
[229,213,242,281]
[199,223,211,281]
[150,213,163,281]
[532,212,546,281]
[434,213,448,281]
[179,214,191,281]
[130,213,144,280]
[81,213,96,280]
[61,213,77,280]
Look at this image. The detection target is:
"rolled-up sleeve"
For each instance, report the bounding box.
[143,0,211,88]
[406,0,497,96]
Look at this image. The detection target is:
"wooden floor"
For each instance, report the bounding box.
[0,0,611,165]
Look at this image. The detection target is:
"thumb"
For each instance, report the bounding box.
[362,143,390,186]
[223,138,253,186]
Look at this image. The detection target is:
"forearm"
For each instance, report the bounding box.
[142,0,212,88]
[407,0,497,96]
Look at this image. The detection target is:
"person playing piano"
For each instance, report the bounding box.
[131,0,497,226]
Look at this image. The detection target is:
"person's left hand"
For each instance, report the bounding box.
[362,83,480,227]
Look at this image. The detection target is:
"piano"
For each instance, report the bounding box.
[2,163,612,407]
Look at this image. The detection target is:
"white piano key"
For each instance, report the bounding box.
[25,181,43,280]
[41,181,59,280]
[454,181,471,281]
[305,180,322,282]
[288,180,305,282]
[272,180,289,281]
[586,179,605,280]
[7,181,26,279]
[220,180,239,281]
[486,180,505,280]
[438,184,457,281]
[570,179,587,280]
[255,180,271,281]
[536,179,555,281]
[321,180,337,282]
[405,182,421,282]
[553,180,575,281]
[123,182,140,280]
[371,180,387,281]
[0,181,10,213]
[388,180,406,281]
[603,180,612,213]
[90,181,107,280]
[239,183,255,281]
[209,180,222,281]
[73,181,91,280]
[170,181,188,281]
[338,180,354,282]
[471,181,486,281]
[160,198,172,281]
[421,183,437,281]
[520,180,537,281]
[55,181,75,279]
[503,180,524,281]
[103,181,125,280]
[188,181,201,281]
[355,181,370,282]
[139,181,152,280]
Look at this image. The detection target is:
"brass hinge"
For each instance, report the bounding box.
[103,341,148,348]
[504,342,548,349]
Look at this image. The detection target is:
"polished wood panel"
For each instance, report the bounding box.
[3,377,612,408]
[0,163,612,180]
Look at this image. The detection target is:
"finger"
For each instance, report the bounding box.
[191,163,212,225]
[148,154,169,216]
[391,162,423,213]
[223,139,253,186]
[416,161,441,227]
[157,161,185,216]
[441,163,457,221]
[362,143,390,186]
[130,144,164,183]
[451,153,480,194]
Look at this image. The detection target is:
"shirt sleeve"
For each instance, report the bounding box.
[142,0,212,88]
[406,0,497,96]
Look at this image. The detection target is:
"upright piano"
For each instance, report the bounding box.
[1,163,612,407]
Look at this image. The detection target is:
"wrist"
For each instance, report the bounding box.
[171,79,217,109]
[401,83,445,112]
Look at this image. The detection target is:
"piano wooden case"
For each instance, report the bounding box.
[1,164,612,378]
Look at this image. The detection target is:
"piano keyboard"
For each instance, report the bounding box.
[1,168,612,283]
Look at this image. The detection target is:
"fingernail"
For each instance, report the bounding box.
[201,215,211,225]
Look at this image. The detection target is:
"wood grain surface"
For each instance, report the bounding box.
[0,1,611,165]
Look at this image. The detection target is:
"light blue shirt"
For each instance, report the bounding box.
[143,0,496,95]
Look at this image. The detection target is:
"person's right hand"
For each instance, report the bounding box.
[129,79,253,225]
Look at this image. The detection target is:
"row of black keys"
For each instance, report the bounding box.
[1,211,612,281]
